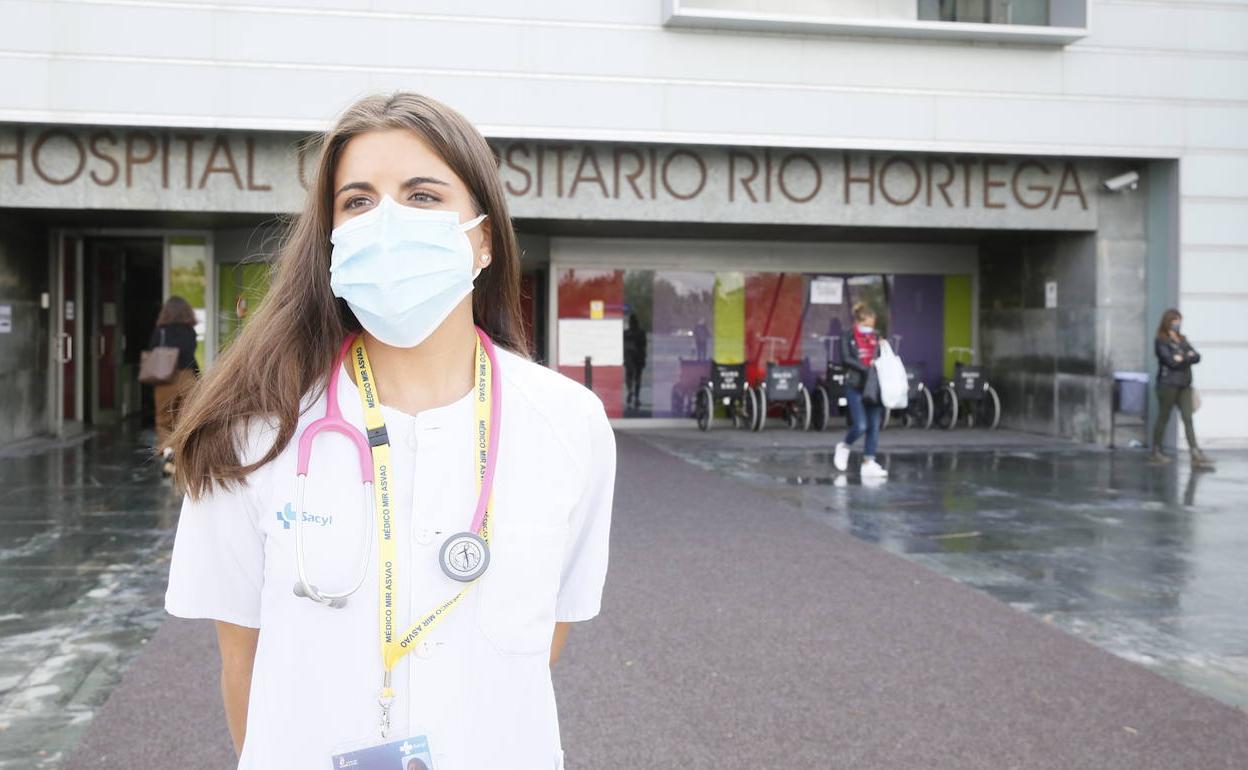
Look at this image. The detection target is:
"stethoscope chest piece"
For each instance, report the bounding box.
[439,531,490,582]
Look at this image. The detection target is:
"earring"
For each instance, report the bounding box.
[480,253,491,266]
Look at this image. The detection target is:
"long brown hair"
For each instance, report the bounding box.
[170,92,528,498]
[1156,308,1184,342]
[156,295,196,327]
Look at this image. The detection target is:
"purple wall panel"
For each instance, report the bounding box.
[890,274,945,388]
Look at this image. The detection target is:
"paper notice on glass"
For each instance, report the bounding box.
[558,318,624,367]
[810,277,843,305]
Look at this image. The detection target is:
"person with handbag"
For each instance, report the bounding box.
[1150,308,1214,469]
[833,302,888,479]
[146,295,200,476]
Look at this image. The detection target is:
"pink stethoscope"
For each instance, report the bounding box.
[291,328,502,609]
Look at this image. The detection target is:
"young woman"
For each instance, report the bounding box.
[1150,308,1214,469]
[833,302,888,480]
[149,295,200,476]
[163,92,616,770]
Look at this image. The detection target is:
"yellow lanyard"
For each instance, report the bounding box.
[350,332,494,736]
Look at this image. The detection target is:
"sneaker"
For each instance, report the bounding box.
[833,442,850,472]
[1147,448,1172,465]
[861,459,889,479]
[1191,448,1216,471]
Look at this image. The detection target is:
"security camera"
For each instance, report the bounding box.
[1103,171,1140,192]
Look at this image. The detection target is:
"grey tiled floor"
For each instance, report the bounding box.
[0,425,179,769]
[3,421,1246,769]
[637,428,1248,709]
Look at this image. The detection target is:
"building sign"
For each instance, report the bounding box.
[0,125,1096,229]
[0,126,312,213]
[496,141,1096,230]
[810,277,844,305]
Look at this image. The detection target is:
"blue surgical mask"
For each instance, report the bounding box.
[329,195,487,348]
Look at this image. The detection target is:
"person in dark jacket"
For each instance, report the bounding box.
[623,313,647,411]
[149,296,201,476]
[1150,308,1213,469]
[833,302,888,479]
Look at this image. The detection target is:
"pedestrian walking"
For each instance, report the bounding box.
[1150,308,1214,469]
[148,296,200,476]
[161,91,616,770]
[833,302,888,479]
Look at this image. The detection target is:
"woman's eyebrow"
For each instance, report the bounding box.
[401,175,449,188]
[334,181,374,198]
[334,176,449,198]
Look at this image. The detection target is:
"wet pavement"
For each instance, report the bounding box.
[0,424,179,769]
[636,427,1248,710]
[1,421,1246,768]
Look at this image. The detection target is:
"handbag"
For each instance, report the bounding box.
[139,328,180,385]
[862,366,882,406]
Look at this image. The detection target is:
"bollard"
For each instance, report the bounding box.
[583,355,593,391]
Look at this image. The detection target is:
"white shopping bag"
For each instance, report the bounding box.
[874,341,909,410]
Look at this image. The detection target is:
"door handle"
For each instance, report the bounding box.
[98,333,107,360]
[58,332,72,364]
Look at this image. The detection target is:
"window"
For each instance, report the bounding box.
[663,0,1084,45]
[917,0,1050,26]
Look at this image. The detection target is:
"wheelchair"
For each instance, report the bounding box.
[934,347,1001,430]
[693,361,760,431]
[812,361,853,432]
[669,357,711,417]
[753,361,812,431]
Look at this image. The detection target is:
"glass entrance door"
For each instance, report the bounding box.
[54,233,85,435]
[86,241,126,425]
[167,235,212,368]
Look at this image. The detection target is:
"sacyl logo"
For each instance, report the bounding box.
[276,502,334,530]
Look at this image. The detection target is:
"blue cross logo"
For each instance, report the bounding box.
[276,502,296,529]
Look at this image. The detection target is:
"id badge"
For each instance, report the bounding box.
[330,734,434,770]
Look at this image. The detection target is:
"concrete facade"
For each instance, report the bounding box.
[979,159,1154,444]
[0,212,49,443]
[0,0,1244,443]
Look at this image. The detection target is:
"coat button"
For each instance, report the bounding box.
[416,640,436,659]
[414,527,435,545]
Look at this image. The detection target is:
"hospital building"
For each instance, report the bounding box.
[0,0,1245,445]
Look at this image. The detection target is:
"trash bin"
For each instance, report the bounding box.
[1111,371,1150,448]
[1114,371,1149,415]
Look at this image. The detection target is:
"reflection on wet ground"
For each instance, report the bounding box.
[0,424,179,769]
[637,429,1248,710]
[2,422,1246,766]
